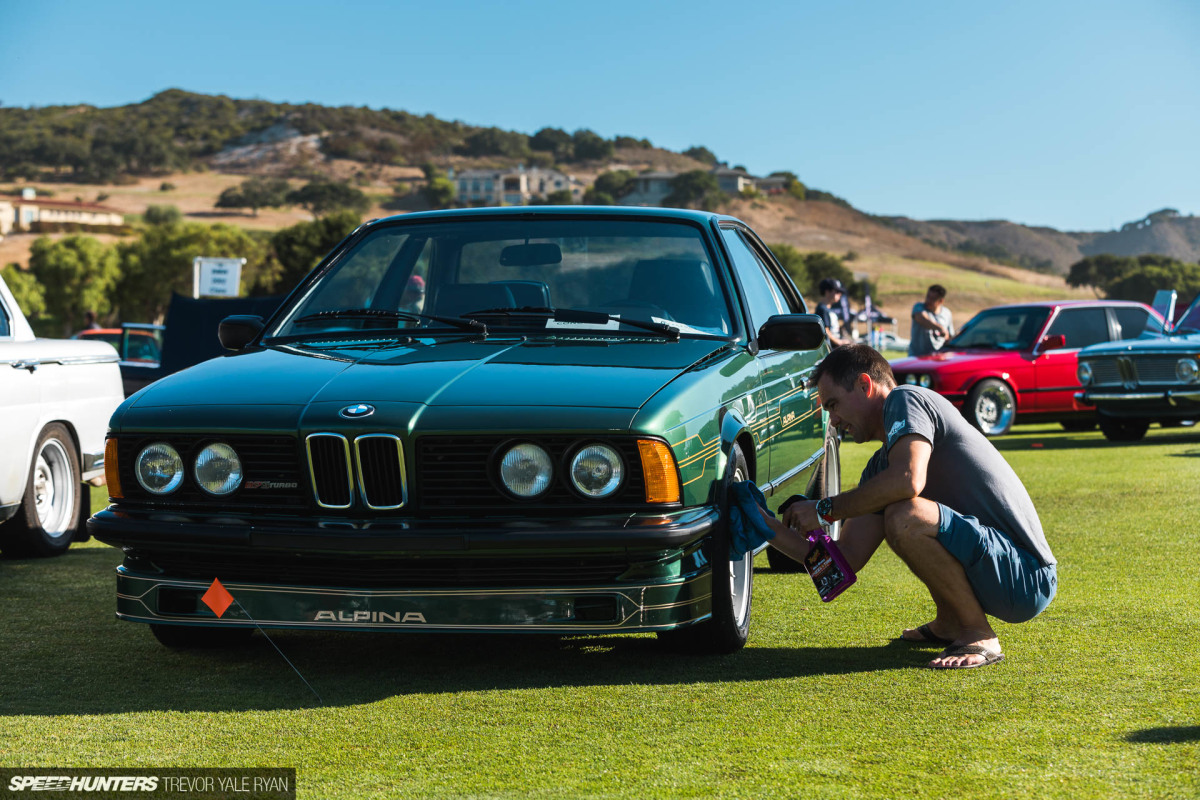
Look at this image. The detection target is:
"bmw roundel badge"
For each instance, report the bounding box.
[339,403,376,419]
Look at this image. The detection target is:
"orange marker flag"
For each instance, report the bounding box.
[201,578,235,618]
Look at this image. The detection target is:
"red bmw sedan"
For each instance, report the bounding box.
[889,300,1165,435]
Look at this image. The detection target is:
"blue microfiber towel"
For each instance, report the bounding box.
[727,481,777,559]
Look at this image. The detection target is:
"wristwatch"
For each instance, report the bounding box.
[816,496,835,523]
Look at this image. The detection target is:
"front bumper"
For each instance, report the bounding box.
[92,506,722,633]
[1076,388,1200,418]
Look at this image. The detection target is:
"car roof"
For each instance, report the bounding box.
[979,299,1153,310]
[364,205,741,228]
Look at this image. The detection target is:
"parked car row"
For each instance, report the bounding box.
[889,300,1166,436]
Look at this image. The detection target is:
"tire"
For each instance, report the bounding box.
[0,424,82,558]
[767,434,842,572]
[966,379,1016,437]
[150,623,256,649]
[1098,415,1149,442]
[1060,419,1097,432]
[658,442,752,654]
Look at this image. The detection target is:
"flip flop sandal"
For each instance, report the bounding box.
[899,623,954,645]
[928,644,1005,670]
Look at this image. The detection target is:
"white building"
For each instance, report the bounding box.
[0,188,125,238]
[454,167,582,206]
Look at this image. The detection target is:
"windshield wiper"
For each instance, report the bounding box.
[292,307,486,334]
[459,306,681,340]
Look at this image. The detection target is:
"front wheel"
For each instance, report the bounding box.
[658,443,752,654]
[1098,415,1149,442]
[0,424,82,558]
[966,379,1016,436]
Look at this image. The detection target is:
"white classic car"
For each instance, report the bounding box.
[0,273,124,556]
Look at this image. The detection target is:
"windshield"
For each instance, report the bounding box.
[947,306,1051,351]
[268,218,733,340]
[1171,294,1200,335]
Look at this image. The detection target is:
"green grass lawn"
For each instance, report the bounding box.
[2,424,1198,798]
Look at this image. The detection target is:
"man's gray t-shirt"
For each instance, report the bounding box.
[860,385,1055,566]
[908,302,953,356]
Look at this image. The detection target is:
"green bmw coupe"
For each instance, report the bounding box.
[90,206,840,653]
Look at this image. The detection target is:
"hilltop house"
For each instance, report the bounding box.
[454,166,582,206]
[618,167,778,206]
[0,188,125,238]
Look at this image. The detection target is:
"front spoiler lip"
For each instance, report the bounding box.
[1078,389,1200,406]
[114,567,714,633]
[88,506,719,554]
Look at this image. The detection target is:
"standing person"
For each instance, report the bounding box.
[759,344,1056,669]
[399,275,426,314]
[908,284,953,356]
[815,278,852,348]
[82,310,101,331]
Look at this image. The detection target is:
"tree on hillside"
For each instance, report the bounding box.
[215,176,291,216]
[27,236,120,334]
[418,164,457,210]
[530,127,573,160]
[286,179,370,217]
[143,204,183,226]
[663,170,724,211]
[584,170,635,205]
[613,135,652,149]
[115,223,268,323]
[770,170,807,200]
[683,145,718,166]
[458,127,531,159]
[266,210,362,293]
[1065,254,1183,297]
[1106,262,1200,306]
[571,129,614,162]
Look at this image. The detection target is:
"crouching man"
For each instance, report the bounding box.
[763,344,1056,669]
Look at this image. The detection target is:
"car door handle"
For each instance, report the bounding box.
[11,359,39,372]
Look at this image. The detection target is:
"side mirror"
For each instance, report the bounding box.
[1039,334,1066,351]
[218,315,265,351]
[757,314,827,351]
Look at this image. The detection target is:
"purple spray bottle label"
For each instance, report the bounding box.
[779,494,857,602]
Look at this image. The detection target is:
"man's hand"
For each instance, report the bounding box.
[780,498,822,533]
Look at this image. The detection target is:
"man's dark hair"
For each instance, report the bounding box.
[927,284,947,301]
[810,344,896,391]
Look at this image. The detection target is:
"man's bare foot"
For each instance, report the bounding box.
[900,622,955,645]
[928,636,1003,669]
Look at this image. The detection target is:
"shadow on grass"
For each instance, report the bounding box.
[1126,726,1200,744]
[0,548,923,717]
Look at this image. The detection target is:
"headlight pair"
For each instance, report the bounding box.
[500,442,624,500]
[134,442,243,496]
[903,373,933,388]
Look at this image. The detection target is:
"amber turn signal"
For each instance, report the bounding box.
[637,439,680,504]
[104,437,122,499]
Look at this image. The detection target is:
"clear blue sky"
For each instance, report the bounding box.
[3,0,1197,231]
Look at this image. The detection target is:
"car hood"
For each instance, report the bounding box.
[1080,332,1200,357]
[125,337,729,412]
[890,348,1021,370]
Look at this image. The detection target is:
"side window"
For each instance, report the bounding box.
[1112,306,1159,340]
[1045,308,1109,349]
[0,297,10,338]
[721,228,784,334]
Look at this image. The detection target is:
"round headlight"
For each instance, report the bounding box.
[194,443,243,496]
[904,373,918,385]
[569,444,624,498]
[1077,362,1093,385]
[1177,358,1199,383]
[135,442,184,495]
[499,443,553,498]
[918,374,933,388]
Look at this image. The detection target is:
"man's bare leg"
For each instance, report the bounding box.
[883,498,1000,668]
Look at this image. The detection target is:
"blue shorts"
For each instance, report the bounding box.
[936,504,1057,623]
